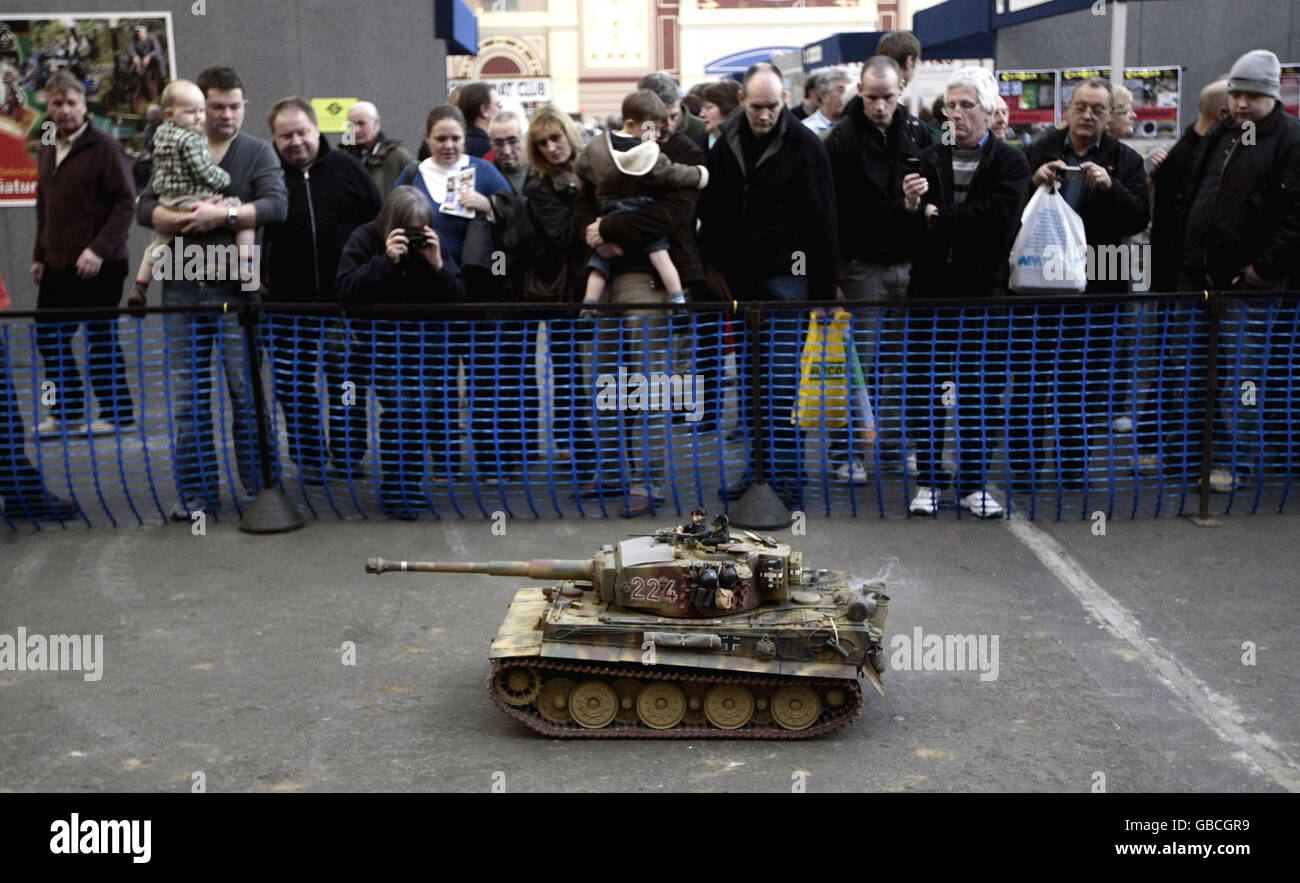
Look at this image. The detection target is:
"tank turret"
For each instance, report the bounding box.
[368,518,890,738]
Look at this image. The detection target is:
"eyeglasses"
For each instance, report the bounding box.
[1070,103,1110,117]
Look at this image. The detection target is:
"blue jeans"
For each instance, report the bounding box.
[163,281,268,506]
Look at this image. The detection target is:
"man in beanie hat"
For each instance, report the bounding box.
[1178,49,1300,492]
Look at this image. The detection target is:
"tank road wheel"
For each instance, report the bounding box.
[537,678,576,724]
[493,666,541,707]
[771,685,822,731]
[821,685,849,711]
[569,681,618,729]
[682,682,708,725]
[704,684,755,730]
[636,682,686,729]
[751,686,774,724]
[612,678,643,724]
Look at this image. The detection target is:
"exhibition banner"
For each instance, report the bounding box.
[0,12,176,207]
[1061,66,1181,140]
[997,69,1059,147]
[1282,64,1298,117]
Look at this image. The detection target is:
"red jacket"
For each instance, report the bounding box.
[34,122,136,269]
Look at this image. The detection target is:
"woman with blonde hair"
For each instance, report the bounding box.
[522,105,595,485]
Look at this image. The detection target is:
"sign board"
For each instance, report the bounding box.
[997,68,1059,148]
[1282,64,1299,117]
[0,11,177,207]
[310,97,356,134]
[1062,66,1181,140]
[448,77,551,103]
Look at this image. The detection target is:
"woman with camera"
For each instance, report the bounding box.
[395,104,522,489]
[336,185,464,518]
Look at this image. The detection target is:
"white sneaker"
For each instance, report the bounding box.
[36,416,65,438]
[836,458,868,484]
[1112,415,1133,433]
[80,419,118,436]
[906,452,919,477]
[960,489,1003,518]
[909,485,940,515]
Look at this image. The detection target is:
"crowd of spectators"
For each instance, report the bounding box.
[9,36,1299,522]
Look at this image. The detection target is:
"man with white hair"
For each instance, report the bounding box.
[342,100,414,194]
[488,110,530,194]
[803,69,851,138]
[901,66,1030,518]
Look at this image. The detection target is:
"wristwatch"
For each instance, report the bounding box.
[227,206,239,228]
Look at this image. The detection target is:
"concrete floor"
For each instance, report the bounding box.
[1,509,1296,793]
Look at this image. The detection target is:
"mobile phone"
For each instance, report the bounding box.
[903,156,922,175]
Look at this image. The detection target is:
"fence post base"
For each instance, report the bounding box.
[239,487,305,534]
[728,481,794,530]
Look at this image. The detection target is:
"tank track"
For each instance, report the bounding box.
[487,658,865,739]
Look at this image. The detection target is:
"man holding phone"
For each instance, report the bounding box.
[825,55,933,482]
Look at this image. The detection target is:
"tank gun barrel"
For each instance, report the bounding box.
[366,557,597,582]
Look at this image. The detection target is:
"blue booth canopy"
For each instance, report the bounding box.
[706,46,799,75]
[913,0,996,60]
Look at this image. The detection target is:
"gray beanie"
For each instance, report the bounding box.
[1227,49,1281,99]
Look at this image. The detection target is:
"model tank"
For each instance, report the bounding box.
[366,514,891,738]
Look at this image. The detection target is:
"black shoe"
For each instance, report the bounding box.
[724,427,746,443]
[3,494,79,521]
[717,481,749,502]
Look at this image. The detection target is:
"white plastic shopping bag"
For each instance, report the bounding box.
[1008,183,1088,292]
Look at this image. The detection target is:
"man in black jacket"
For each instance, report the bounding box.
[1179,49,1300,492]
[1010,77,1149,493]
[1132,78,1228,480]
[264,96,382,484]
[698,62,838,508]
[826,55,931,483]
[902,67,1029,517]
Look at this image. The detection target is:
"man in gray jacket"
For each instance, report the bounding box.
[136,66,287,519]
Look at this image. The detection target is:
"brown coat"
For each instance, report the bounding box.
[34,123,136,268]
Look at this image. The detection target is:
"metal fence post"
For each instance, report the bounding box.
[238,303,303,534]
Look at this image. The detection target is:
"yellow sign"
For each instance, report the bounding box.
[310,98,358,134]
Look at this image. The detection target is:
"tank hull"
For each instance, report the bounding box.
[487,586,885,738]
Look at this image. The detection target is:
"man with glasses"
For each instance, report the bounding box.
[489,111,529,194]
[902,67,1029,518]
[136,66,287,519]
[1011,77,1149,493]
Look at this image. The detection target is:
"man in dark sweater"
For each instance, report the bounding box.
[826,56,933,483]
[698,62,838,508]
[902,67,1029,518]
[1012,76,1149,493]
[136,66,288,519]
[1131,79,1228,480]
[31,71,136,438]
[263,96,383,483]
